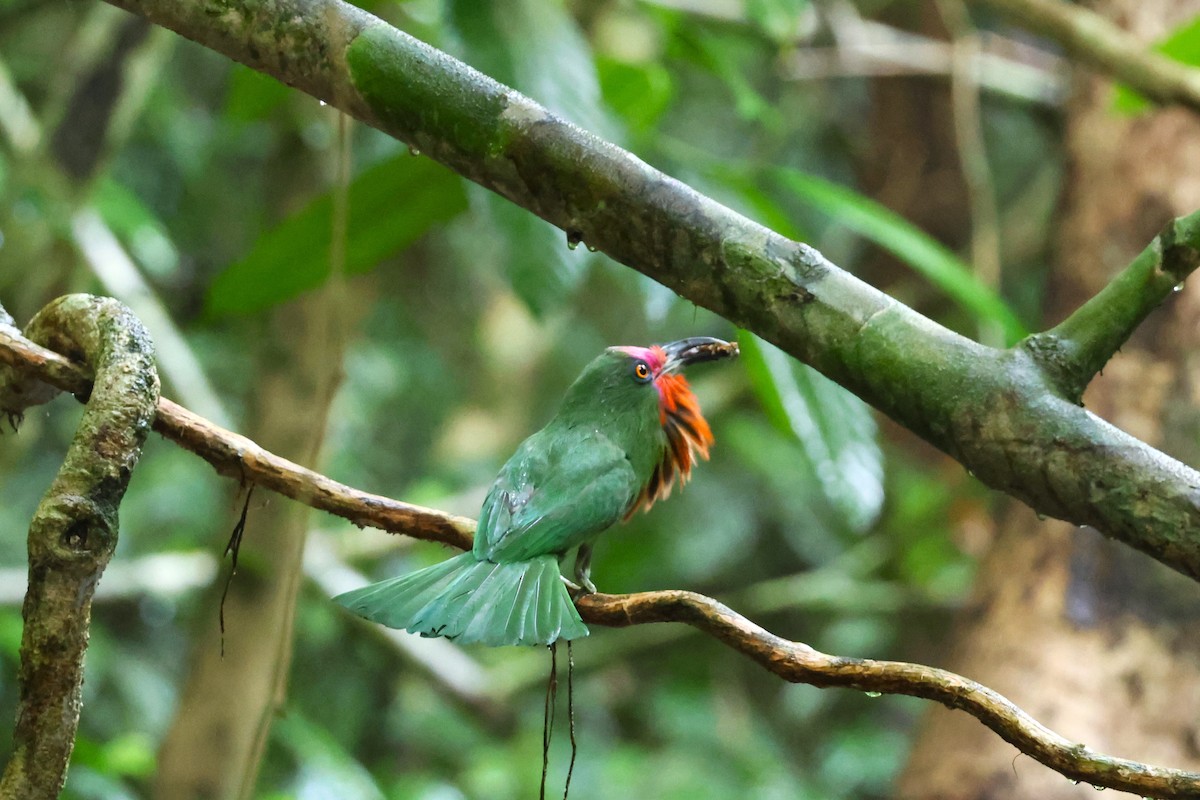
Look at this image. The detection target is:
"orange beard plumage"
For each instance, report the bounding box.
[628,372,714,516]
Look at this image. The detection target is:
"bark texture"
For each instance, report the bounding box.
[899,2,1200,796]
[0,295,159,800]
[97,0,1200,582]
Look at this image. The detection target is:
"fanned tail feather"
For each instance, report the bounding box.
[333,553,587,647]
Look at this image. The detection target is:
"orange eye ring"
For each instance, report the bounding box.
[633,361,652,382]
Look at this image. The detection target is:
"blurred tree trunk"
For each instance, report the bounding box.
[897,1,1200,795]
[153,292,348,800]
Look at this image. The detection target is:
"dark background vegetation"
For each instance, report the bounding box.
[5,0,1176,797]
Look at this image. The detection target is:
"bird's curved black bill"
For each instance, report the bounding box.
[661,337,739,372]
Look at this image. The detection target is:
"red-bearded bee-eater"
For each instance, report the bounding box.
[334,337,738,646]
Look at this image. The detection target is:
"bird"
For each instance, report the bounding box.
[333,337,738,647]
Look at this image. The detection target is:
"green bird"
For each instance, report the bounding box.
[334,337,738,647]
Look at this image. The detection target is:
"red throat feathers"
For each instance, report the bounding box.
[624,345,715,516]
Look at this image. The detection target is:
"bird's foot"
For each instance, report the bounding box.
[560,575,597,596]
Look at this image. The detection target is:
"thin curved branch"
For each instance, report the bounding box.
[0,295,159,799]
[968,0,1200,113]
[94,0,1200,582]
[0,320,474,553]
[2,319,1198,798]
[577,590,1200,798]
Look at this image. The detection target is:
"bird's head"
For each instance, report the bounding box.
[567,337,738,514]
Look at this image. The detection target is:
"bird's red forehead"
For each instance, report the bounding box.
[613,345,668,373]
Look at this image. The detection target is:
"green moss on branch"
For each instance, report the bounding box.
[0,295,159,800]
[95,0,1200,582]
[1025,211,1200,401]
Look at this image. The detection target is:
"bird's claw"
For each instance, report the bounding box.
[560,575,597,596]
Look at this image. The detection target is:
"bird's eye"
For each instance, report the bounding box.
[633,361,652,382]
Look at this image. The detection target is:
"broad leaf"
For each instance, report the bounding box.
[205,155,467,317]
[773,168,1027,344]
[597,56,674,134]
[91,178,180,277]
[739,332,884,533]
[223,64,291,123]
[446,0,618,312]
[1113,15,1200,114]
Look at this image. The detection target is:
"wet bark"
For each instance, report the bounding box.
[0,295,159,800]
[899,2,1200,796]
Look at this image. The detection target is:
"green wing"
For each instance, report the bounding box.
[475,427,640,563]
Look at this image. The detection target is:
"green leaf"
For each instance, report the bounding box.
[685,27,781,129]
[272,710,386,800]
[486,193,585,316]
[446,0,614,312]
[747,0,810,43]
[597,56,674,134]
[223,64,291,123]
[772,168,1027,344]
[449,0,617,138]
[205,155,467,317]
[1113,14,1200,114]
[90,178,180,277]
[738,332,884,533]
[70,732,156,778]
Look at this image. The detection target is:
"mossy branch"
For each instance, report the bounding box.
[0,319,474,552]
[3,313,1198,797]
[1023,214,1200,401]
[0,295,159,800]
[93,0,1200,581]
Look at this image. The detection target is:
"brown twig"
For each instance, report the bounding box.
[578,590,1200,797]
[3,305,1200,797]
[0,324,475,552]
[0,295,159,799]
[91,0,1200,582]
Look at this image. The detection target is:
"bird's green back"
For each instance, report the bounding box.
[474,349,666,563]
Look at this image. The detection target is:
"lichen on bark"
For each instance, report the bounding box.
[0,294,159,800]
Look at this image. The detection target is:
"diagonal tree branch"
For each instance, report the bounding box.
[0,315,474,552]
[95,0,1200,581]
[1,307,1198,798]
[0,295,159,800]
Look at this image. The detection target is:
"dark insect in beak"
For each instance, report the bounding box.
[660,337,739,373]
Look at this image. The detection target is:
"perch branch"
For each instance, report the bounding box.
[2,310,1199,797]
[0,313,474,552]
[94,0,1200,582]
[968,0,1200,113]
[577,590,1200,797]
[0,295,159,800]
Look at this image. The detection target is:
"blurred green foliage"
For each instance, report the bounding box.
[0,0,1060,797]
[1113,13,1200,113]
